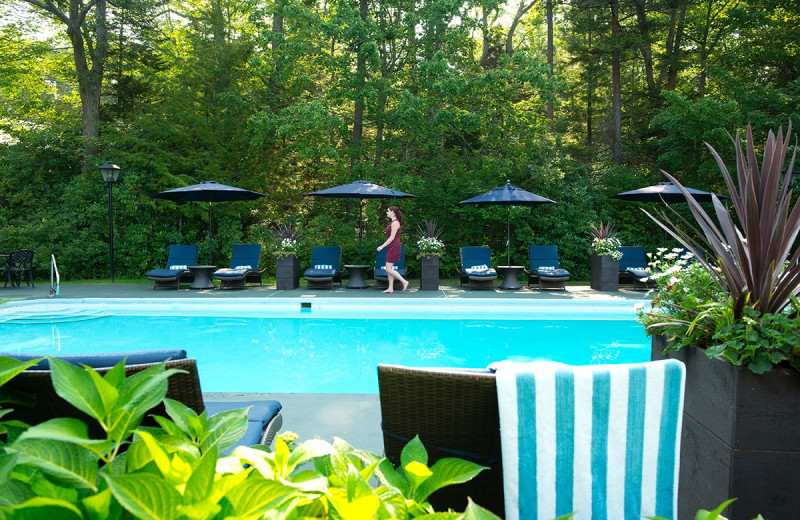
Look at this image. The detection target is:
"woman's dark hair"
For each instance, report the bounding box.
[388,206,403,224]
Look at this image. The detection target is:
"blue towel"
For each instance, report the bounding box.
[492,359,685,520]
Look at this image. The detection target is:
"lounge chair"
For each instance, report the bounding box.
[1,349,283,450]
[618,245,652,290]
[303,246,344,289]
[212,244,265,289]
[374,244,407,290]
[377,364,505,517]
[524,245,571,289]
[492,359,685,520]
[458,246,498,289]
[145,245,199,289]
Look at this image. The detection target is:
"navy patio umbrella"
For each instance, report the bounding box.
[305,180,417,264]
[460,180,556,266]
[612,181,725,204]
[613,181,727,247]
[153,180,267,264]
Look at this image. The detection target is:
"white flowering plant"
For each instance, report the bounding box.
[417,236,445,258]
[272,221,302,257]
[589,221,623,260]
[274,237,300,257]
[636,247,730,350]
[415,219,445,259]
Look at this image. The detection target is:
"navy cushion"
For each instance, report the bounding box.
[304,268,335,278]
[147,268,186,279]
[538,268,570,279]
[1,349,188,371]
[465,267,497,278]
[205,400,282,448]
[213,268,249,278]
[626,267,650,279]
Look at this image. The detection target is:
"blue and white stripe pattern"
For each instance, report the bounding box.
[493,359,685,520]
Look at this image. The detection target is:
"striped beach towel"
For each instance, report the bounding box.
[493,359,685,520]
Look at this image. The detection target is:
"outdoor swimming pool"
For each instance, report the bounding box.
[0,298,649,393]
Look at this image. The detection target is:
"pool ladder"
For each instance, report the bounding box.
[50,254,60,297]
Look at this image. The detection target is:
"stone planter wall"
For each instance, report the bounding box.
[275,255,299,290]
[420,256,440,291]
[590,254,619,291]
[652,336,800,520]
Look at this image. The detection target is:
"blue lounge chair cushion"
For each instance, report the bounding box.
[304,268,336,278]
[465,265,497,277]
[536,266,570,278]
[204,400,283,448]
[2,349,188,371]
[147,268,186,278]
[214,268,250,278]
[626,267,649,278]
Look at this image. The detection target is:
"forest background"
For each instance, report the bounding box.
[0,0,797,281]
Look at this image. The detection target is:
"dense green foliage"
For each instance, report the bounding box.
[0,355,498,518]
[0,0,797,281]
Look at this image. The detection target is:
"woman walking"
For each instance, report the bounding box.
[377,206,409,293]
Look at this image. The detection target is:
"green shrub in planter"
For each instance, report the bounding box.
[0,356,499,519]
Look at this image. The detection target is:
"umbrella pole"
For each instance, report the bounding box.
[358,200,363,265]
[507,207,511,266]
[208,202,213,265]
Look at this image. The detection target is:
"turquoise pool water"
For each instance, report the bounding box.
[0,298,649,393]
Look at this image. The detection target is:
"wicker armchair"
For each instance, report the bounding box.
[377,364,504,517]
[1,350,282,448]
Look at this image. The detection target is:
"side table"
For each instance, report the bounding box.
[189,265,216,289]
[344,265,370,289]
[497,265,524,290]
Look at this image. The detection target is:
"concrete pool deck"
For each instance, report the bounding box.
[0,280,650,454]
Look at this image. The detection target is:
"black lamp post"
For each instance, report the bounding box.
[99,162,121,282]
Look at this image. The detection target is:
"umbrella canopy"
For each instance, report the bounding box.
[612,181,725,203]
[460,181,556,265]
[305,180,417,264]
[613,181,727,247]
[154,180,267,264]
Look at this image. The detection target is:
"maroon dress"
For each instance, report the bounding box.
[385,221,402,263]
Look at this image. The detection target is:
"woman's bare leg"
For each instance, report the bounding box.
[384,262,408,293]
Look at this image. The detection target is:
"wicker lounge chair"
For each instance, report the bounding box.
[1,349,283,449]
[617,245,652,290]
[524,245,570,289]
[303,246,344,289]
[3,249,35,288]
[374,244,407,290]
[146,245,199,289]
[458,246,498,289]
[377,364,505,516]
[213,244,265,289]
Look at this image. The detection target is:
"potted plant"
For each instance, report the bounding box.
[638,124,800,520]
[589,220,622,291]
[416,219,445,291]
[272,221,301,290]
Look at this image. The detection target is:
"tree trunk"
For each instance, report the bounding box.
[351,0,369,166]
[633,0,657,105]
[610,0,622,165]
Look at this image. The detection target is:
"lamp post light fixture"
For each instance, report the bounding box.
[99,162,121,282]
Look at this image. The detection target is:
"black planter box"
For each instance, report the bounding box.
[275,255,299,290]
[652,337,800,520]
[590,254,619,291]
[420,256,439,291]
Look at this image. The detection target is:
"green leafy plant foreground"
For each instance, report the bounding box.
[0,355,499,519]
